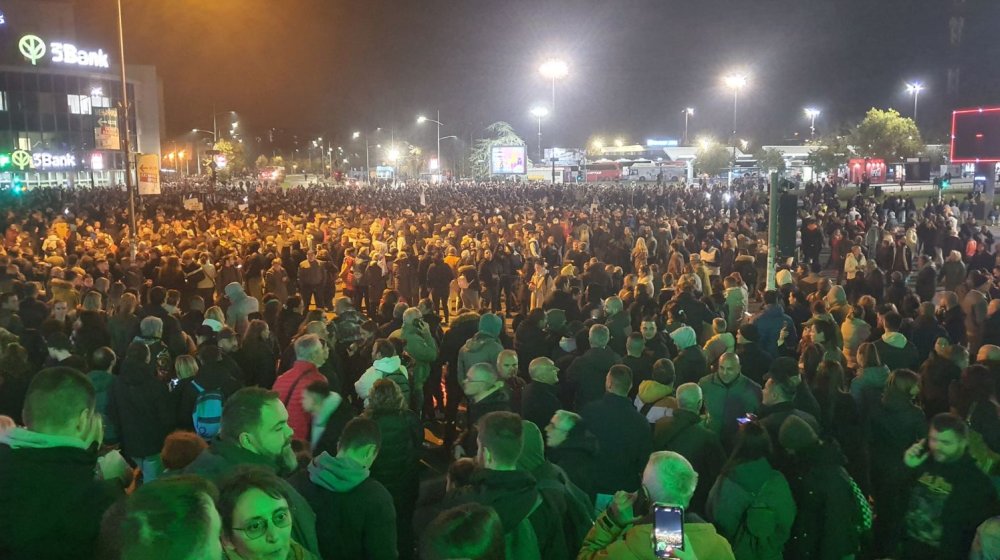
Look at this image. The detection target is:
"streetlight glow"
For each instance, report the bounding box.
[804,107,821,138]
[723,74,747,89]
[530,106,549,118]
[614,138,624,147]
[906,82,925,123]
[352,131,360,139]
[686,107,694,115]
[539,58,569,80]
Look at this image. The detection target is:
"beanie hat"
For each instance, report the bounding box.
[479,313,503,338]
[769,357,799,385]
[670,326,697,350]
[779,415,819,452]
[738,323,760,343]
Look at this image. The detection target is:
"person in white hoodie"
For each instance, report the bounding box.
[354,338,408,406]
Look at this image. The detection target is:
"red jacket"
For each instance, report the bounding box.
[272,360,326,442]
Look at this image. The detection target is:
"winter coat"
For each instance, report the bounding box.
[224,282,260,336]
[0,429,122,560]
[264,268,290,304]
[674,345,710,386]
[547,423,601,499]
[699,372,762,449]
[706,458,796,560]
[841,318,871,369]
[108,358,174,458]
[567,346,622,409]
[737,342,771,386]
[514,322,552,377]
[521,381,562,431]
[578,511,735,560]
[175,362,243,431]
[397,321,438,392]
[940,259,967,292]
[368,410,422,556]
[457,331,505,381]
[910,316,948,363]
[757,402,820,451]
[653,408,726,515]
[273,360,328,442]
[289,453,396,560]
[784,442,861,560]
[354,355,408,406]
[752,305,798,359]
[873,331,920,372]
[581,393,653,494]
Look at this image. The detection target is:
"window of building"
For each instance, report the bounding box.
[67,94,92,115]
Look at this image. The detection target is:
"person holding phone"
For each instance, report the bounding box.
[578,450,735,560]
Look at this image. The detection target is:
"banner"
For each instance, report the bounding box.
[95,108,120,150]
[137,154,160,195]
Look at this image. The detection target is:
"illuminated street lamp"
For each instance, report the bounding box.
[906,82,925,124]
[804,108,820,138]
[614,138,624,148]
[530,106,549,161]
[539,58,569,112]
[723,73,748,185]
[417,111,445,176]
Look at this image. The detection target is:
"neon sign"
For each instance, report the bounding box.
[7,150,78,170]
[18,35,110,69]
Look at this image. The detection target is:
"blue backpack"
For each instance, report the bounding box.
[191,381,224,439]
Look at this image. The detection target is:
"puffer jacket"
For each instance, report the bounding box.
[456,331,505,379]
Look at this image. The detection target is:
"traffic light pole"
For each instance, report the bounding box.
[766,171,779,291]
[116,0,137,260]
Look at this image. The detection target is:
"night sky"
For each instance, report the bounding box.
[72,0,1000,154]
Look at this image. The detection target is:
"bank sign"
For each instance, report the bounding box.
[5,150,78,171]
[18,35,110,69]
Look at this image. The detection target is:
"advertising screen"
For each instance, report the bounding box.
[490,146,526,175]
[951,107,1000,163]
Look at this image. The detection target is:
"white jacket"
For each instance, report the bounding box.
[354,355,406,405]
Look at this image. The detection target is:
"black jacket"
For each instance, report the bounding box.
[521,381,562,431]
[736,342,771,386]
[108,357,173,458]
[784,442,862,560]
[581,393,653,494]
[567,347,622,409]
[0,440,121,560]
[514,322,552,377]
[547,424,600,499]
[652,408,726,515]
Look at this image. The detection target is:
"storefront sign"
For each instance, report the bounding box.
[18,34,110,69]
[138,154,160,195]
[95,108,120,150]
[7,150,78,170]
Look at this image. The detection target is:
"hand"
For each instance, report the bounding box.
[609,490,638,526]
[452,444,466,460]
[84,413,104,450]
[904,438,929,468]
[667,545,699,560]
[778,325,789,342]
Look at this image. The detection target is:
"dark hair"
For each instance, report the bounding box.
[651,358,675,386]
[119,475,219,560]
[148,286,167,306]
[90,346,116,371]
[883,311,903,332]
[217,467,291,538]
[930,412,969,439]
[125,341,150,364]
[477,411,523,467]
[304,379,330,396]
[160,430,209,471]
[285,295,303,310]
[883,368,919,405]
[372,338,396,358]
[421,503,505,560]
[220,388,279,441]
[338,416,382,453]
[721,421,773,476]
[23,367,96,432]
[763,290,779,305]
[607,364,633,394]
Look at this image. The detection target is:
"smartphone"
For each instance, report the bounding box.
[737,413,757,425]
[653,504,684,557]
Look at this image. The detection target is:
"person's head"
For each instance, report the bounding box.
[669,326,697,351]
[421,503,505,560]
[140,315,164,339]
[496,349,518,380]
[478,312,503,338]
[402,306,422,327]
[161,430,209,472]
[642,451,698,508]
[528,357,559,385]
[675,382,703,413]
[857,342,881,369]
[476,411,523,471]
[119,475,222,560]
[778,415,820,455]
[220,388,293,465]
[811,319,837,345]
[762,377,794,406]
[463,363,500,400]
[243,319,270,347]
[372,338,396,361]
[884,368,921,402]
[588,324,610,349]
[366,378,408,414]
[337,417,381,469]
[605,364,633,397]
[712,317,727,335]
[717,352,741,384]
[293,333,326,366]
[626,332,645,357]
[929,413,970,464]
[604,296,623,315]
[218,468,294,560]
[301,380,331,415]
[640,319,658,341]
[90,346,116,373]
[651,358,676,387]
[22,367,97,440]
[814,360,847,396]
[882,311,903,333]
[52,299,69,318]
[545,409,581,448]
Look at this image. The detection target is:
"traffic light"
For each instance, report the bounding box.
[0,153,11,169]
[941,177,950,189]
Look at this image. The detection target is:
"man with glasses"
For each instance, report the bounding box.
[522,357,562,431]
[454,363,510,459]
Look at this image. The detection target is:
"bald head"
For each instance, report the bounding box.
[978,344,1000,363]
[718,352,741,384]
[604,297,623,315]
[676,383,703,412]
[528,357,559,384]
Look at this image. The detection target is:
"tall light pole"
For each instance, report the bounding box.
[530,106,549,162]
[683,107,694,146]
[539,58,569,113]
[804,108,820,139]
[906,82,925,124]
[723,74,748,185]
[115,0,136,258]
[418,112,444,178]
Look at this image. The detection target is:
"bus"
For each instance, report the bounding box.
[586,161,622,182]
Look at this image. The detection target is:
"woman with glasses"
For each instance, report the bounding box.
[218,467,317,560]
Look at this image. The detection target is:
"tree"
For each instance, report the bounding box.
[695,143,731,176]
[754,148,787,174]
[850,108,923,162]
[469,122,527,179]
[254,155,269,169]
[212,139,247,180]
[272,155,285,171]
[805,135,855,175]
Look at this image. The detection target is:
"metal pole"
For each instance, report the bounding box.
[537,117,542,161]
[436,110,441,179]
[683,111,689,146]
[766,171,779,291]
[365,131,370,183]
[213,103,217,142]
[116,0,137,260]
[914,91,920,124]
[551,78,556,113]
[730,89,738,187]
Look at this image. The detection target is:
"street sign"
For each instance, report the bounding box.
[137,154,160,195]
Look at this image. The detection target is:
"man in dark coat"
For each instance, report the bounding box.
[652,382,725,515]
[0,367,125,560]
[915,255,937,303]
[545,409,601,499]
[290,417,398,560]
[734,324,770,385]
[874,311,921,372]
[566,324,621,409]
[580,365,653,495]
[521,357,562,431]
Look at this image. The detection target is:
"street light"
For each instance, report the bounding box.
[804,108,820,139]
[683,108,694,146]
[530,106,549,162]
[614,138,624,148]
[417,111,444,177]
[723,73,748,185]
[539,58,569,112]
[906,82,925,124]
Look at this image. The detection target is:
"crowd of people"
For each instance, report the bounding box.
[1,176,1000,559]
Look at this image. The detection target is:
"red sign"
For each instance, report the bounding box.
[848,158,885,184]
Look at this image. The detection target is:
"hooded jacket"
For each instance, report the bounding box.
[752,304,798,359]
[456,331,505,380]
[784,442,861,560]
[291,453,397,560]
[548,423,600,498]
[396,321,438,390]
[699,372,762,448]
[107,357,173,458]
[224,282,259,335]
[634,380,678,424]
[567,346,622,409]
[874,331,920,372]
[578,509,735,560]
[652,408,726,515]
[354,355,407,405]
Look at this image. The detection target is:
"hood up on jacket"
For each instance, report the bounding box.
[372,355,402,374]
[516,420,546,472]
[308,452,370,493]
[637,380,673,404]
[881,331,908,349]
[464,331,500,352]
[225,282,248,301]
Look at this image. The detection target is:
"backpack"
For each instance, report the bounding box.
[191,381,224,439]
[154,345,173,383]
[729,472,787,559]
[504,495,543,560]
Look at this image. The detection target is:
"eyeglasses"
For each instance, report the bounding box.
[232,508,292,540]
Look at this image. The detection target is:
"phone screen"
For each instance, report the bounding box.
[653,504,684,557]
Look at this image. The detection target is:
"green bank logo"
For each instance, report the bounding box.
[11,150,31,170]
[18,35,46,65]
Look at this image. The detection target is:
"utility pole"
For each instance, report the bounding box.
[116,0,137,259]
[766,172,779,291]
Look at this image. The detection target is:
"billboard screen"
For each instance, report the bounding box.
[951,107,1000,163]
[490,146,526,175]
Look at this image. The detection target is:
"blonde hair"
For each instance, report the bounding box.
[204,306,225,325]
[175,355,199,379]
